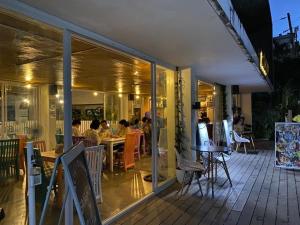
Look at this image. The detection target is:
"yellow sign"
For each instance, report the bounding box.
[260,51,269,76]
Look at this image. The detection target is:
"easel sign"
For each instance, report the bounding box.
[61,142,102,225]
[275,122,300,169]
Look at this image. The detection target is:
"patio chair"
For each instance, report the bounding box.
[232,130,250,154]
[0,139,20,179]
[133,130,142,160]
[176,150,204,196]
[72,136,85,145]
[116,133,138,171]
[85,145,104,203]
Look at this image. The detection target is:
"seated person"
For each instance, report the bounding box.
[72,119,81,136]
[99,120,112,139]
[130,119,141,130]
[112,119,129,152]
[112,119,129,138]
[83,119,101,145]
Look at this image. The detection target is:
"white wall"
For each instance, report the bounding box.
[72,90,104,105]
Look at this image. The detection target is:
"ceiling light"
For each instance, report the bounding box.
[118,93,122,98]
[213,91,216,95]
[25,84,32,89]
[55,94,60,99]
[59,99,64,104]
[93,92,98,96]
[134,71,138,75]
[23,98,30,104]
[136,95,140,99]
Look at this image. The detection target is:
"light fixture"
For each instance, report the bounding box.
[136,95,140,99]
[93,92,98,96]
[23,98,30,104]
[118,93,122,98]
[213,91,216,95]
[59,99,64,104]
[134,71,138,75]
[55,94,60,99]
[25,84,32,89]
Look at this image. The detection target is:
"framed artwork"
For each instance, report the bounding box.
[275,122,300,169]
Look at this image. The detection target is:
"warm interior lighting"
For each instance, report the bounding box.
[93,92,98,96]
[25,84,32,89]
[118,93,122,98]
[59,99,64,104]
[134,71,138,75]
[23,98,30,104]
[136,95,140,99]
[213,91,216,95]
[55,94,60,99]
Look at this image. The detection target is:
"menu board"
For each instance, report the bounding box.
[61,143,102,225]
[275,122,300,169]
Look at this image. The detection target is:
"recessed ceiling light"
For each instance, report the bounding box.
[25,84,32,89]
[93,92,98,96]
[134,71,138,75]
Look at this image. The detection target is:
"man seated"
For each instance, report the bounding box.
[99,120,112,139]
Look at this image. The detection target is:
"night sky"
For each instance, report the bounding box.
[269,0,300,37]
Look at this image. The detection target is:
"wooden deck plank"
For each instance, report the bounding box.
[249,150,275,225]
[111,150,300,225]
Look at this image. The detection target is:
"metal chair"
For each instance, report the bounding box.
[85,145,104,203]
[176,150,204,196]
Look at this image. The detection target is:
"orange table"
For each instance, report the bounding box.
[41,151,63,208]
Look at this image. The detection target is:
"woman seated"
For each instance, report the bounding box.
[83,119,101,145]
[112,119,129,138]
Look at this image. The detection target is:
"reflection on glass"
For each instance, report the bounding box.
[156,66,176,184]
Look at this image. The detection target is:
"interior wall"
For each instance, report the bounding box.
[72,90,104,105]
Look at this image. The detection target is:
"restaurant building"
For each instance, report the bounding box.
[0,0,272,224]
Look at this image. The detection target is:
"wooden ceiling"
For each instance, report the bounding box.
[0,10,153,94]
[198,81,214,97]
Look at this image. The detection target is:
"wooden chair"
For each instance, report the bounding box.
[33,140,47,152]
[17,135,27,175]
[118,133,138,172]
[85,145,104,203]
[133,130,142,160]
[0,139,20,179]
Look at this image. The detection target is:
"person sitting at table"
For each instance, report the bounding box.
[83,119,101,145]
[72,119,81,136]
[112,119,129,138]
[142,117,152,154]
[99,120,112,139]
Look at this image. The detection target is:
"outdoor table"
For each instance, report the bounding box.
[191,145,232,198]
[101,137,125,172]
[41,151,63,208]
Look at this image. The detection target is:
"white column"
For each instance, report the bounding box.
[181,68,192,159]
[226,85,233,131]
[63,29,73,225]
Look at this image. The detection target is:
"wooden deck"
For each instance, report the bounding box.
[113,150,300,225]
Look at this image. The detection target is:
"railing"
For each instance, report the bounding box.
[0,120,38,138]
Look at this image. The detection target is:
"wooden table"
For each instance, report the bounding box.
[101,138,125,172]
[41,151,63,208]
[191,145,232,198]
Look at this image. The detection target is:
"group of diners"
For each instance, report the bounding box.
[72,117,152,153]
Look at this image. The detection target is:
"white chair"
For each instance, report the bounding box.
[232,130,250,154]
[85,145,104,203]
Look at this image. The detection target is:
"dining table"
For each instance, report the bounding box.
[41,150,63,208]
[101,137,125,172]
[191,145,232,198]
